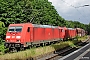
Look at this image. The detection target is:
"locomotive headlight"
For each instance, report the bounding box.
[6,36,10,38]
[16,36,21,39]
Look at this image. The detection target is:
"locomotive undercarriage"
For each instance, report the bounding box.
[5,43,24,52]
[5,39,63,52]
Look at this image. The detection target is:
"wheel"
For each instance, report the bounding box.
[20,47,24,51]
[20,45,24,51]
[9,47,17,53]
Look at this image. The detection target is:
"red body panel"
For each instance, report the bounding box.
[33,28,45,42]
[45,28,53,40]
[53,28,59,39]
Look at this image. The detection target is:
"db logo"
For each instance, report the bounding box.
[12,36,15,38]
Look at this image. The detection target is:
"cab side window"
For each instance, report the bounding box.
[27,27,30,32]
[61,29,64,32]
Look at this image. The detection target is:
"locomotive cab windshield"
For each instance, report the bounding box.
[8,26,22,32]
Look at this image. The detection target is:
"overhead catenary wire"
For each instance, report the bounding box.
[77,2,89,22]
[61,0,89,23]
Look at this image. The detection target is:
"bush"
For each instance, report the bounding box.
[0,43,5,54]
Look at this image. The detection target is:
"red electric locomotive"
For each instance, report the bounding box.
[5,23,65,50]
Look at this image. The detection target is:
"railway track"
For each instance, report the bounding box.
[46,42,88,60]
[34,40,89,60]
[26,41,88,60]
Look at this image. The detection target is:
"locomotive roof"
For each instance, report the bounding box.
[9,23,59,28]
[32,24,58,28]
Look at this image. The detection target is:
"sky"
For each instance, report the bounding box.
[48,0,90,24]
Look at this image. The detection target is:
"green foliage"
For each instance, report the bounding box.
[66,20,86,29]
[0,42,8,54]
[0,0,66,27]
[0,21,7,44]
[0,0,89,54]
[0,21,5,27]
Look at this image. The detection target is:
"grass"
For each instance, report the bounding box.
[0,42,69,59]
[0,35,88,60]
[78,35,88,41]
[0,46,56,59]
